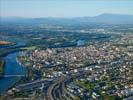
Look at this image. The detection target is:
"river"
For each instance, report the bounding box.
[0,52,25,95]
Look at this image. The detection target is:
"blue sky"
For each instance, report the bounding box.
[1,0,133,18]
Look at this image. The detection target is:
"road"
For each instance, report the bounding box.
[14,66,92,100]
[46,70,91,100]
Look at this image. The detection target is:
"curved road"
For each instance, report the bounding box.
[46,70,91,100]
[13,67,92,100]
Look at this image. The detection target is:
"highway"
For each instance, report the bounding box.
[46,70,91,100]
[14,66,92,100]
[15,78,53,91]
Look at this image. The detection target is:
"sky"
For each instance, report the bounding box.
[1,0,133,18]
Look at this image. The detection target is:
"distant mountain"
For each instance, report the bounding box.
[1,13,133,25]
[85,13,133,24]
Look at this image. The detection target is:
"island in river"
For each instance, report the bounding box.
[0,60,4,76]
[0,41,15,46]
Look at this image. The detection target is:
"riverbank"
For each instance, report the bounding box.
[0,52,25,95]
[0,60,4,76]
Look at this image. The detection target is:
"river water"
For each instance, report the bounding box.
[0,52,25,95]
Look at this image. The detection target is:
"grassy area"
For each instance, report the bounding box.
[76,80,96,95]
[20,46,36,50]
[100,92,120,100]
[14,91,29,98]
[0,96,3,100]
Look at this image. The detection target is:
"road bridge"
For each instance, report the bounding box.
[2,75,25,78]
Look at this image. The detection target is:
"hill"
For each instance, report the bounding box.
[1,13,133,25]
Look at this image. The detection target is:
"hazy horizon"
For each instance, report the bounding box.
[1,0,133,18]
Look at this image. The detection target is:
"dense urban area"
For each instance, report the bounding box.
[0,15,133,100]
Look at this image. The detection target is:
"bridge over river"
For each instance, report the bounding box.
[2,75,25,78]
